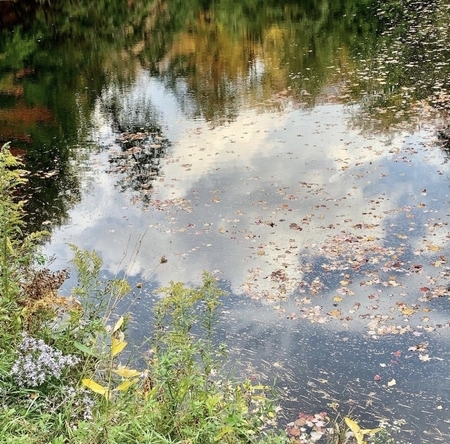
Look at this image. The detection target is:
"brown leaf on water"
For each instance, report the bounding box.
[287,426,301,437]
[400,305,416,316]
[328,309,341,318]
[408,343,428,352]
[427,244,442,252]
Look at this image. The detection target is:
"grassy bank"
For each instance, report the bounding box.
[0,143,396,443]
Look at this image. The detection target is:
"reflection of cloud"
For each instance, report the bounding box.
[46,81,450,337]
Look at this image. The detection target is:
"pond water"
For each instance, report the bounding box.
[2,0,450,441]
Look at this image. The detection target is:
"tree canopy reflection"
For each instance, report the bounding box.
[2,0,450,228]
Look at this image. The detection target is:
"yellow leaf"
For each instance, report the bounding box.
[328,309,341,318]
[115,330,125,342]
[333,296,343,303]
[114,377,139,392]
[427,244,442,252]
[345,417,364,444]
[113,368,141,378]
[82,378,109,397]
[113,316,124,334]
[112,338,127,357]
[345,417,381,444]
[401,307,415,316]
[388,379,396,387]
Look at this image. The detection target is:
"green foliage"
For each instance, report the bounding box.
[146,274,283,443]
[0,144,48,337]
[0,143,29,301]
[69,243,131,324]
[73,272,284,443]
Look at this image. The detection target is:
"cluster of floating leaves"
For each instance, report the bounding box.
[286,411,330,443]
[341,0,450,133]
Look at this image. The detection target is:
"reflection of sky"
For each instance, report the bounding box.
[47,70,450,333]
[45,70,450,441]
[216,296,450,442]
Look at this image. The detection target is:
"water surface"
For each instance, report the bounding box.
[2,0,450,441]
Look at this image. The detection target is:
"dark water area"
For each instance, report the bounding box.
[3,0,450,441]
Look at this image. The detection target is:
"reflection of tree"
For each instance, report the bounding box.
[0,0,159,231]
[0,1,38,27]
[345,0,450,134]
[6,0,446,226]
[108,129,169,207]
[138,0,374,127]
[95,87,170,207]
[0,67,84,233]
[437,126,450,163]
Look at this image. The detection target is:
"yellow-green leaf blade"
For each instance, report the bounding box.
[111,338,127,357]
[112,368,141,378]
[114,377,140,392]
[344,417,364,444]
[82,378,108,396]
[113,316,124,334]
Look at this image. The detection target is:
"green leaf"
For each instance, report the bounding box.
[215,426,234,442]
[74,341,96,356]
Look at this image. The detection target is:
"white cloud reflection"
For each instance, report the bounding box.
[46,70,450,337]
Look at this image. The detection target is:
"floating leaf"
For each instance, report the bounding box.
[401,306,415,316]
[344,417,381,444]
[388,379,396,387]
[328,309,341,317]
